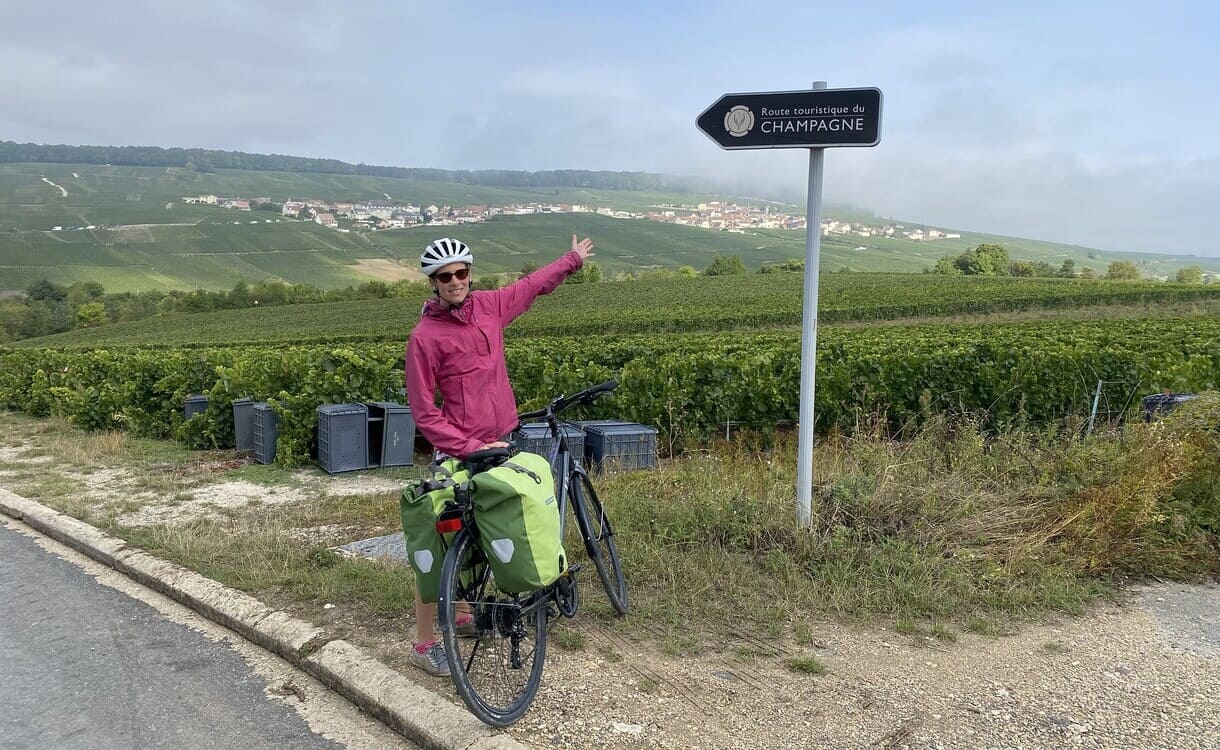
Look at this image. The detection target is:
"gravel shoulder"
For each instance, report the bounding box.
[0,422,1215,749]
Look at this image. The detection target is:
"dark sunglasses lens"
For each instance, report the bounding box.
[436,268,469,283]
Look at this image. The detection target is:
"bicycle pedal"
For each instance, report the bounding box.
[566,563,583,575]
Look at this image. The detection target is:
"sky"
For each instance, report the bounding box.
[2,1,1218,256]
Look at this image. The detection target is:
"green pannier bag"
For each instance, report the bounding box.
[471,451,566,594]
[400,458,469,603]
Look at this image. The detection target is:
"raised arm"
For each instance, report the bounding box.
[491,235,594,324]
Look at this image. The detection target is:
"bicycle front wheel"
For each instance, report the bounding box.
[437,529,547,727]
[570,471,629,615]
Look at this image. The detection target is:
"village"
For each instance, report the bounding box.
[181,193,961,242]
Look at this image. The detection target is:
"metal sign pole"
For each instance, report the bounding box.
[796,81,828,528]
[695,79,881,526]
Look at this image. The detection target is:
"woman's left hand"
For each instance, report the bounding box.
[571,234,594,260]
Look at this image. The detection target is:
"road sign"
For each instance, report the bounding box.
[696,87,882,149]
[696,81,883,527]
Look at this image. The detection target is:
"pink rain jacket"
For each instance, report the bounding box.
[405,251,583,458]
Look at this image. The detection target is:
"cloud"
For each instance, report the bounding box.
[1,3,1216,256]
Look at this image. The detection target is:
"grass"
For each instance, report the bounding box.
[553,626,587,651]
[785,655,828,675]
[2,395,1218,657]
[895,617,959,643]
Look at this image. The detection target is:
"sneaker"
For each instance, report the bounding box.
[410,641,450,677]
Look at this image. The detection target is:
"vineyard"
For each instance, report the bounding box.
[16,272,1220,348]
[3,314,1218,465]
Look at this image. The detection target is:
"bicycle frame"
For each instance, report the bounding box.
[434,379,626,727]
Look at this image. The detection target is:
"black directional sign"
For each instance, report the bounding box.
[697,87,882,149]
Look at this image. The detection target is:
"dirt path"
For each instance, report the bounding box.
[41,177,67,198]
[0,429,1215,749]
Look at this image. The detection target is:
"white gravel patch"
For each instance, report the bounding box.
[116,480,311,527]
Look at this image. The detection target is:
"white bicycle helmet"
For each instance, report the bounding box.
[420,238,473,276]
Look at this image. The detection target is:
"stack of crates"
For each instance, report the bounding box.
[512,422,585,461]
[317,403,369,474]
[252,403,278,465]
[578,420,659,471]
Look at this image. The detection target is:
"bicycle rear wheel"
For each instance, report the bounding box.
[570,471,628,614]
[437,529,547,727]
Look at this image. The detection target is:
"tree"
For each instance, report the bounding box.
[1058,259,1076,278]
[520,262,539,276]
[704,254,746,276]
[758,258,805,274]
[566,261,603,284]
[954,243,1010,275]
[26,278,66,302]
[75,302,108,328]
[932,255,961,275]
[1079,266,1097,279]
[932,244,1009,276]
[1106,261,1141,280]
[66,280,105,307]
[1009,260,1037,277]
[357,280,391,298]
[1175,265,1204,284]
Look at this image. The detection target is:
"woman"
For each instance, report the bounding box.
[404,233,594,675]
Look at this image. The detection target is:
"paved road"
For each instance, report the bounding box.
[0,522,405,750]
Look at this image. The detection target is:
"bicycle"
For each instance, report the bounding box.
[434,380,629,726]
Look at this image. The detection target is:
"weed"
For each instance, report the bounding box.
[785,655,828,675]
[965,617,1001,637]
[661,633,702,658]
[1042,640,1068,654]
[598,646,623,663]
[793,623,814,646]
[637,677,659,694]
[553,627,586,651]
[930,623,958,642]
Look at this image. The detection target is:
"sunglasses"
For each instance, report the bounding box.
[434,268,470,283]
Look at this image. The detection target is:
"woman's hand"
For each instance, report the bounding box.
[571,234,594,260]
[478,441,510,450]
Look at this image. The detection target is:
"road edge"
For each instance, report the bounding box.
[0,488,530,750]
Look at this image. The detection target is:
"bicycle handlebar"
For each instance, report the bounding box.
[517,379,618,422]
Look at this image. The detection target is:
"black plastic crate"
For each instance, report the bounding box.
[252,403,278,465]
[318,403,369,474]
[512,422,584,461]
[232,397,256,453]
[364,402,414,468]
[184,394,208,420]
[1140,393,1197,422]
[581,422,658,470]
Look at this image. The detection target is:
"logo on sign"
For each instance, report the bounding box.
[724,105,754,137]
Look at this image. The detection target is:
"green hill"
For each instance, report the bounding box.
[3,162,1217,294]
